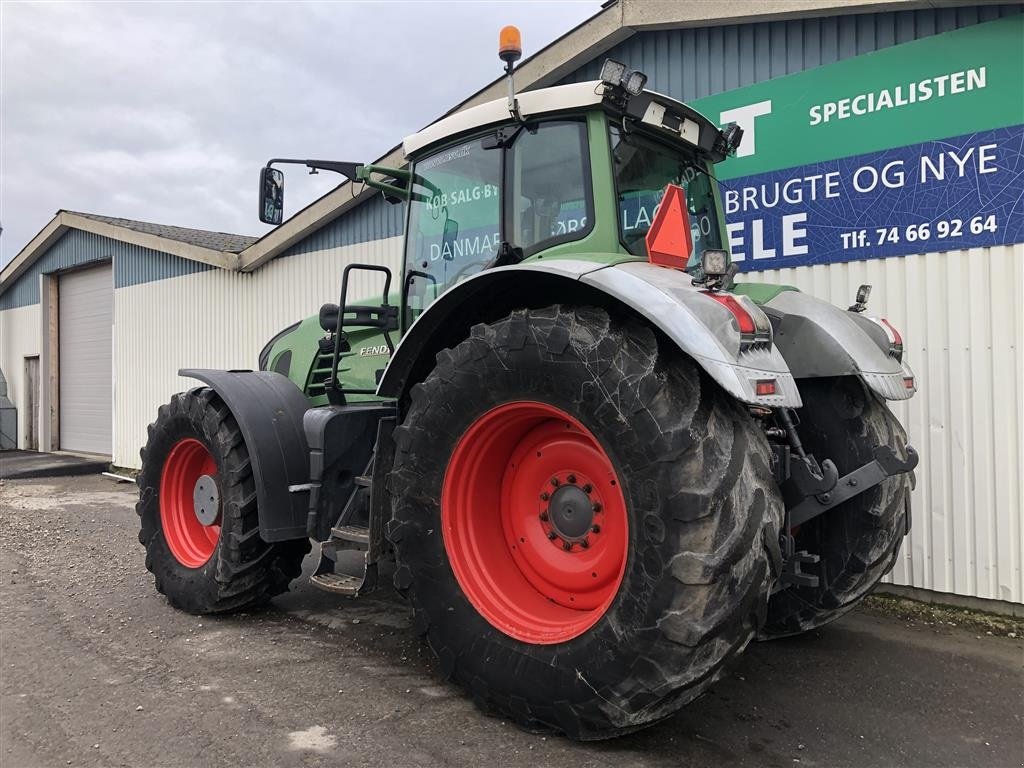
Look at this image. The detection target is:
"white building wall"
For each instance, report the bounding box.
[0,302,42,449]
[113,235,403,470]
[742,244,1023,604]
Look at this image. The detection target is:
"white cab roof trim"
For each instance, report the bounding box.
[402,81,605,158]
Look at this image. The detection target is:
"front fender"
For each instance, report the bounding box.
[179,369,311,541]
[377,259,802,408]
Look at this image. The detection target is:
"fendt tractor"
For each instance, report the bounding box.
[137,29,919,739]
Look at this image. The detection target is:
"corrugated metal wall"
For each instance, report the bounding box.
[281,194,405,258]
[557,4,1021,96]
[0,303,41,449]
[113,236,403,468]
[115,245,213,288]
[742,244,1023,604]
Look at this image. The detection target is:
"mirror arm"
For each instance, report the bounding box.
[267,158,363,180]
[357,164,442,204]
[357,164,412,201]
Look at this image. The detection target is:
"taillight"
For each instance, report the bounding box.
[871,317,904,360]
[702,291,772,350]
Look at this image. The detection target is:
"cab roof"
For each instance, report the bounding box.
[402,81,604,157]
[402,80,718,159]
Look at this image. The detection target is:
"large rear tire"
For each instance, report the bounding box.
[761,376,911,638]
[137,388,309,615]
[388,306,783,739]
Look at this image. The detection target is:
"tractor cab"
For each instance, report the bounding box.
[396,70,741,324]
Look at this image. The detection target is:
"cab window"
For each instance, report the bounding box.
[508,121,592,255]
[403,138,501,322]
[610,123,723,269]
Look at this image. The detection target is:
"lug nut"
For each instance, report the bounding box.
[562,541,573,551]
[591,524,601,534]
[582,484,592,494]
[567,474,577,484]
[592,502,602,512]
[550,477,560,487]
[540,492,549,501]
[547,531,558,540]
[539,511,549,521]
[580,538,590,549]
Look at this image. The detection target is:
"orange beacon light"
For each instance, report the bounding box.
[499,25,522,65]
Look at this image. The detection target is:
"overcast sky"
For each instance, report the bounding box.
[0,0,598,267]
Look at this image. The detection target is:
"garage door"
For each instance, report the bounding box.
[59,264,113,455]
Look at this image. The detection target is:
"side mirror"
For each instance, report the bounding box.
[259,166,284,225]
[441,217,459,261]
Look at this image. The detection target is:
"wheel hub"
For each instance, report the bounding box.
[192,474,220,526]
[545,480,595,544]
[159,438,221,568]
[442,401,628,644]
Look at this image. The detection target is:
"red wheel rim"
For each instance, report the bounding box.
[159,438,221,568]
[442,402,628,644]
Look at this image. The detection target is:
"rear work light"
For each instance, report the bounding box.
[701,291,773,351]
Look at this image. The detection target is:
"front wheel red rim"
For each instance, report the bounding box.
[442,402,629,644]
[159,438,221,568]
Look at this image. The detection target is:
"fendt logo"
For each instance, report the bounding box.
[718,99,772,158]
[358,345,390,357]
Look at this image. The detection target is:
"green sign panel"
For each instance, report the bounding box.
[691,15,1024,180]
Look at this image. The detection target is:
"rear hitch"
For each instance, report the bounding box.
[788,445,919,527]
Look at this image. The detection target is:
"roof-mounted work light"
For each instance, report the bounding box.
[600,59,648,96]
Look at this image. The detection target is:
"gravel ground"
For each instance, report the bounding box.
[1,472,1022,768]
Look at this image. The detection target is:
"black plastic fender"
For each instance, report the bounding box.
[179,369,311,542]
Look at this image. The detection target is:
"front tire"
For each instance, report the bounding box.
[388,306,783,739]
[137,388,309,614]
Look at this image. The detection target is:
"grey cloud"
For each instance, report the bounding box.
[1,0,597,265]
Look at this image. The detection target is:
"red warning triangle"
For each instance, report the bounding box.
[644,184,693,269]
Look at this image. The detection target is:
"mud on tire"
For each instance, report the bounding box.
[761,376,911,638]
[388,305,783,739]
[136,387,309,614]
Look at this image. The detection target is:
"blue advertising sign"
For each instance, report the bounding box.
[720,125,1024,268]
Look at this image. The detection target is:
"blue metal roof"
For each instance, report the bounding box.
[556,4,1020,97]
[0,229,214,310]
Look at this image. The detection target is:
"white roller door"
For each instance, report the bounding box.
[59,264,113,455]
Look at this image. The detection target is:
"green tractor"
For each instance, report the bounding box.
[137,37,918,739]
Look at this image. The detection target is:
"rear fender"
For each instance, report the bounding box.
[761,291,917,401]
[179,369,311,541]
[376,260,802,408]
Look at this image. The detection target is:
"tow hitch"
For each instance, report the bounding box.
[788,445,919,527]
[767,407,919,591]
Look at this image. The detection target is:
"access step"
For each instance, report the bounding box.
[309,572,364,596]
[330,524,370,546]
